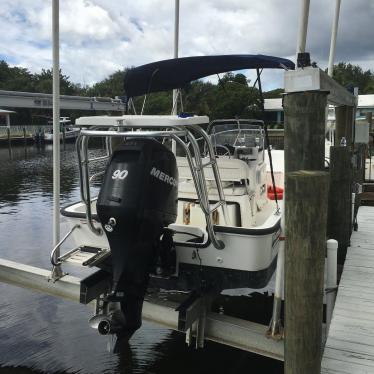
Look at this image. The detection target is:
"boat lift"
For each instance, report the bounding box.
[0,0,355,364]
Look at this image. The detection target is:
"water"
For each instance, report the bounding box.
[0,143,282,374]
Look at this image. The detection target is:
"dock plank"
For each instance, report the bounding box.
[322,206,374,373]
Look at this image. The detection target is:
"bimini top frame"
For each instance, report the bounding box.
[75,115,230,250]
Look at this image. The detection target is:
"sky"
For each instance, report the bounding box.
[0,0,374,91]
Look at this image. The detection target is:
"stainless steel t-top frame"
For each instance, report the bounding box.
[75,120,231,250]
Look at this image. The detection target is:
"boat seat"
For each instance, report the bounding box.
[176,156,250,182]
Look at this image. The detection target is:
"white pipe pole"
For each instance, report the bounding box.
[6,114,10,129]
[328,0,341,77]
[171,0,179,155]
[326,239,338,333]
[268,240,284,339]
[172,0,179,116]
[52,0,62,277]
[296,0,310,59]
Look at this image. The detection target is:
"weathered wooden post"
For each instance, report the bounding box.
[327,146,352,262]
[285,170,329,374]
[345,106,354,146]
[366,112,373,133]
[335,105,346,146]
[354,143,366,184]
[284,92,327,172]
[331,101,355,252]
[283,91,328,374]
[62,125,66,146]
[335,105,354,147]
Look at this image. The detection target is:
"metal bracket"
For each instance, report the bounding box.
[325,286,338,294]
[48,265,67,282]
[176,292,211,349]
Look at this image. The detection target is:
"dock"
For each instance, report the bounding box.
[322,205,374,373]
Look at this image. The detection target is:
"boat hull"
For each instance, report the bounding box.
[61,202,280,291]
[44,129,80,142]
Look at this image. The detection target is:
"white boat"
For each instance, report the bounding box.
[53,54,294,342]
[44,117,80,142]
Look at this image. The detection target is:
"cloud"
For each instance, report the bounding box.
[0,0,373,90]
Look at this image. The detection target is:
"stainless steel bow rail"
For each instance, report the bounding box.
[75,122,231,250]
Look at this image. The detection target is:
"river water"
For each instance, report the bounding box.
[0,143,282,374]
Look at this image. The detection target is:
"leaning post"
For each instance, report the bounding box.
[283,91,328,374]
[284,170,329,374]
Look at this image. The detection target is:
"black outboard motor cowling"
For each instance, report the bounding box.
[96,138,178,340]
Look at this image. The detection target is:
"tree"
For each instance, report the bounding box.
[0,60,34,91]
[87,70,128,97]
[219,72,249,87]
[34,69,78,95]
[331,62,374,94]
[264,88,284,98]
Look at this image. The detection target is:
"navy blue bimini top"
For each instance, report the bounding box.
[123,54,294,97]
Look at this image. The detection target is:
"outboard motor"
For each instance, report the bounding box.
[96,138,178,341]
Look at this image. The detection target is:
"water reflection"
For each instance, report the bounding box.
[0,143,282,374]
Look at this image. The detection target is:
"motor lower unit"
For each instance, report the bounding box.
[96,138,178,341]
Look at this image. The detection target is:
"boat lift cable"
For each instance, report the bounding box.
[256,68,279,212]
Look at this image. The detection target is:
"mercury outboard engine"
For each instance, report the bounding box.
[96,138,178,341]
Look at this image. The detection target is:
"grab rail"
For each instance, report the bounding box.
[51,224,81,266]
[76,124,230,249]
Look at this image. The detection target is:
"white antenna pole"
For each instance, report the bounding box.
[328,0,341,77]
[296,0,311,59]
[52,0,62,277]
[172,0,179,116]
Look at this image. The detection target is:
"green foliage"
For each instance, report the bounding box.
[86,70,128,97]
[7,59,374,123]
[263,88,284,98]
[133,91,172,115]
[331,62,374,94]
[128,72,260,119]
[33,69,78,95]
[0,61,80,95]
[0,60,34,91]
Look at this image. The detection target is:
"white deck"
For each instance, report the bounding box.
[321,206,374,373]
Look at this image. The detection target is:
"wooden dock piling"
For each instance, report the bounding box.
[327,146,352,263]
[335,105,354,146]
[285,170,329,374]
[366,112,373,133]
[283,91,329,374]
[283,91,328,173]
